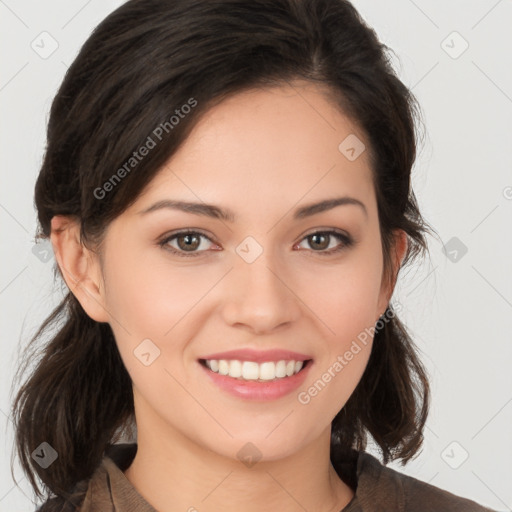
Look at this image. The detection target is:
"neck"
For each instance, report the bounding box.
[124,409,354,512]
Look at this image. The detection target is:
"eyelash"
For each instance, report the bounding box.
[158,229,354,258]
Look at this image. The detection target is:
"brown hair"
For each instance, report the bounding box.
[11,0,438,509]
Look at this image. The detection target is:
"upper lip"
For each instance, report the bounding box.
[199,349,313,363]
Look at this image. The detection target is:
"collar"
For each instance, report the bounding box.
[80,442,402,512]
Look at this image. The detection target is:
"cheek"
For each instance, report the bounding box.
[299,250,384,340]
[294,245,383,405]
[102,251,228,379]
[297,265,379,418]
[103,250,212,334]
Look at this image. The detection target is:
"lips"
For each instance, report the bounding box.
[199,356,313,401]
[198,348,313,363]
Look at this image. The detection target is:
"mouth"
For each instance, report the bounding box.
[197,357,314,401]
[198,358,313,382]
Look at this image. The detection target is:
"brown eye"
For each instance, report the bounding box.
[159,230,216,257]
[308,233,330,250]
[296,230,354,256]
[176,233,201,251]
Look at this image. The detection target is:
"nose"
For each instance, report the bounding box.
[220,248,301,334]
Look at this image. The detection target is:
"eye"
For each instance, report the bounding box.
[158,230,218,258]
[158,228,354,258]
[295,230,354,256]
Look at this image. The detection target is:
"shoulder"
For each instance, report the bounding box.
[34,443,145,512]
[355,451,497,512]
[34,452,116,512]
[34,469,112,512]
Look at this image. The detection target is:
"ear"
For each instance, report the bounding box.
[50,215,110,323]
[376,229,408,319]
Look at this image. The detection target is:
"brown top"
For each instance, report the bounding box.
[38,443,497,511]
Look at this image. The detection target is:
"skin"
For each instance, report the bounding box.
[51,80,407,512]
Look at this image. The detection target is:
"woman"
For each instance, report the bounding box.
[11,0,497,510]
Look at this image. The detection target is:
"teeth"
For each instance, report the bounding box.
[204,359,305,381]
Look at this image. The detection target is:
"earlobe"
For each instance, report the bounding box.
[50,215,110,323]
[392,229,408,283]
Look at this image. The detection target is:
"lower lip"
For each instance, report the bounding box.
[199,360,313,401]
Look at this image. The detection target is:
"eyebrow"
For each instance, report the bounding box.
[137,196,368,221]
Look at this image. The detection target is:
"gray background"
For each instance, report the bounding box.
[1,0,511,510]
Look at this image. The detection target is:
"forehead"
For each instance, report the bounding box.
[130,81,376,217]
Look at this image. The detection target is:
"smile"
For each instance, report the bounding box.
[198,359,313,401]
[201,358,309,381]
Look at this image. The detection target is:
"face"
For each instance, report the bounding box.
[65,81,403,461]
